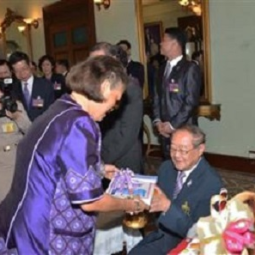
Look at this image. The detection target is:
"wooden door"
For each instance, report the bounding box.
[43,0,96,65]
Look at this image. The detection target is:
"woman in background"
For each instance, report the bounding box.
[38,54,68,99]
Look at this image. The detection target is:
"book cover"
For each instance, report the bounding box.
[107,174,158,205]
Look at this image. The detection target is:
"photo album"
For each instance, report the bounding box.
[107,172,158,205]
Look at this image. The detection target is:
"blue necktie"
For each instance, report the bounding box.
[173,171,186,199]
[23,82,30,108]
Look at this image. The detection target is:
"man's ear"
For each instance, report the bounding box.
[101,80,111,99]
[198,143,205,156]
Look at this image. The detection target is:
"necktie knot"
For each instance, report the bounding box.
[178,171,186,183]
[23,82,29,91]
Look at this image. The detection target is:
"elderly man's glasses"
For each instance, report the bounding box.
[170,146,200,156]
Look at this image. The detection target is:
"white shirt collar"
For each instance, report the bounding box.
[22,75,34,86]
[168,55,183,68]
[22,75,34,95]
[182,157,202,183]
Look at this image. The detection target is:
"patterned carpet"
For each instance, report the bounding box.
[144,156,255,198]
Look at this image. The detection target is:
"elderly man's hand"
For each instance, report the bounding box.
[155,121,170,138]
[149,186,171,213]
[125,197,149,214]
[162,122,174,136]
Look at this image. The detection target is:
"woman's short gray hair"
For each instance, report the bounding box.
[66,55,128,102]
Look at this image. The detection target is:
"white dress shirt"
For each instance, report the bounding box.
[182,158,202,184]
[166,55,183,76]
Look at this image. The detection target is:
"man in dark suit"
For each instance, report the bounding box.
[55,59,69,78]
[9,51,54,121]
[153,27,201,159]
[117,40,145,88]
[90,42,143,174]
[129,125,223,255]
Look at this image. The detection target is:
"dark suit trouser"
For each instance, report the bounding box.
[128,237,164,255]
[161,136,171,160]
[128,231,180,255]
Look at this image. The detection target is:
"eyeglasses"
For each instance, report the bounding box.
[170,147,197,156]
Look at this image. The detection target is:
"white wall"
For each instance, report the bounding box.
[94,0,140,61]
[199,0,255,157]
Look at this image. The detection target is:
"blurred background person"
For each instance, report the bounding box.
[117,39,145,88]
[192,50,204,96]
[0,59,31,201]
[38,54,67,100]
[0,59,12,80]
[9,51,54,121]
[191,50,203,70]
[55,58,70,78]
[31,61,38,77]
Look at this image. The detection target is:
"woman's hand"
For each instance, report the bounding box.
[103,164,119,180]
[125,197,149,214]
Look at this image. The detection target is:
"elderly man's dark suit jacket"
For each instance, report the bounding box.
[13,76,54,121]
[100,77,143,174]
[153,57,201,128]
[129,157,223,255]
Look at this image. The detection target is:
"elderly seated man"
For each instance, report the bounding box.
[129,124,224,255]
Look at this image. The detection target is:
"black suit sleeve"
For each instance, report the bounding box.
[128,61,145,88]
[136,63,145,88]
[43,79,55,110]
[101,83,143,164]
[171,63,201,128]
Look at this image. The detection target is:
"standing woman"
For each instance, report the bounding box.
[0,56,148,255]
[38,54,68,100]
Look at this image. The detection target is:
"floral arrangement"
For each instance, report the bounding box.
[168,190,255,255]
